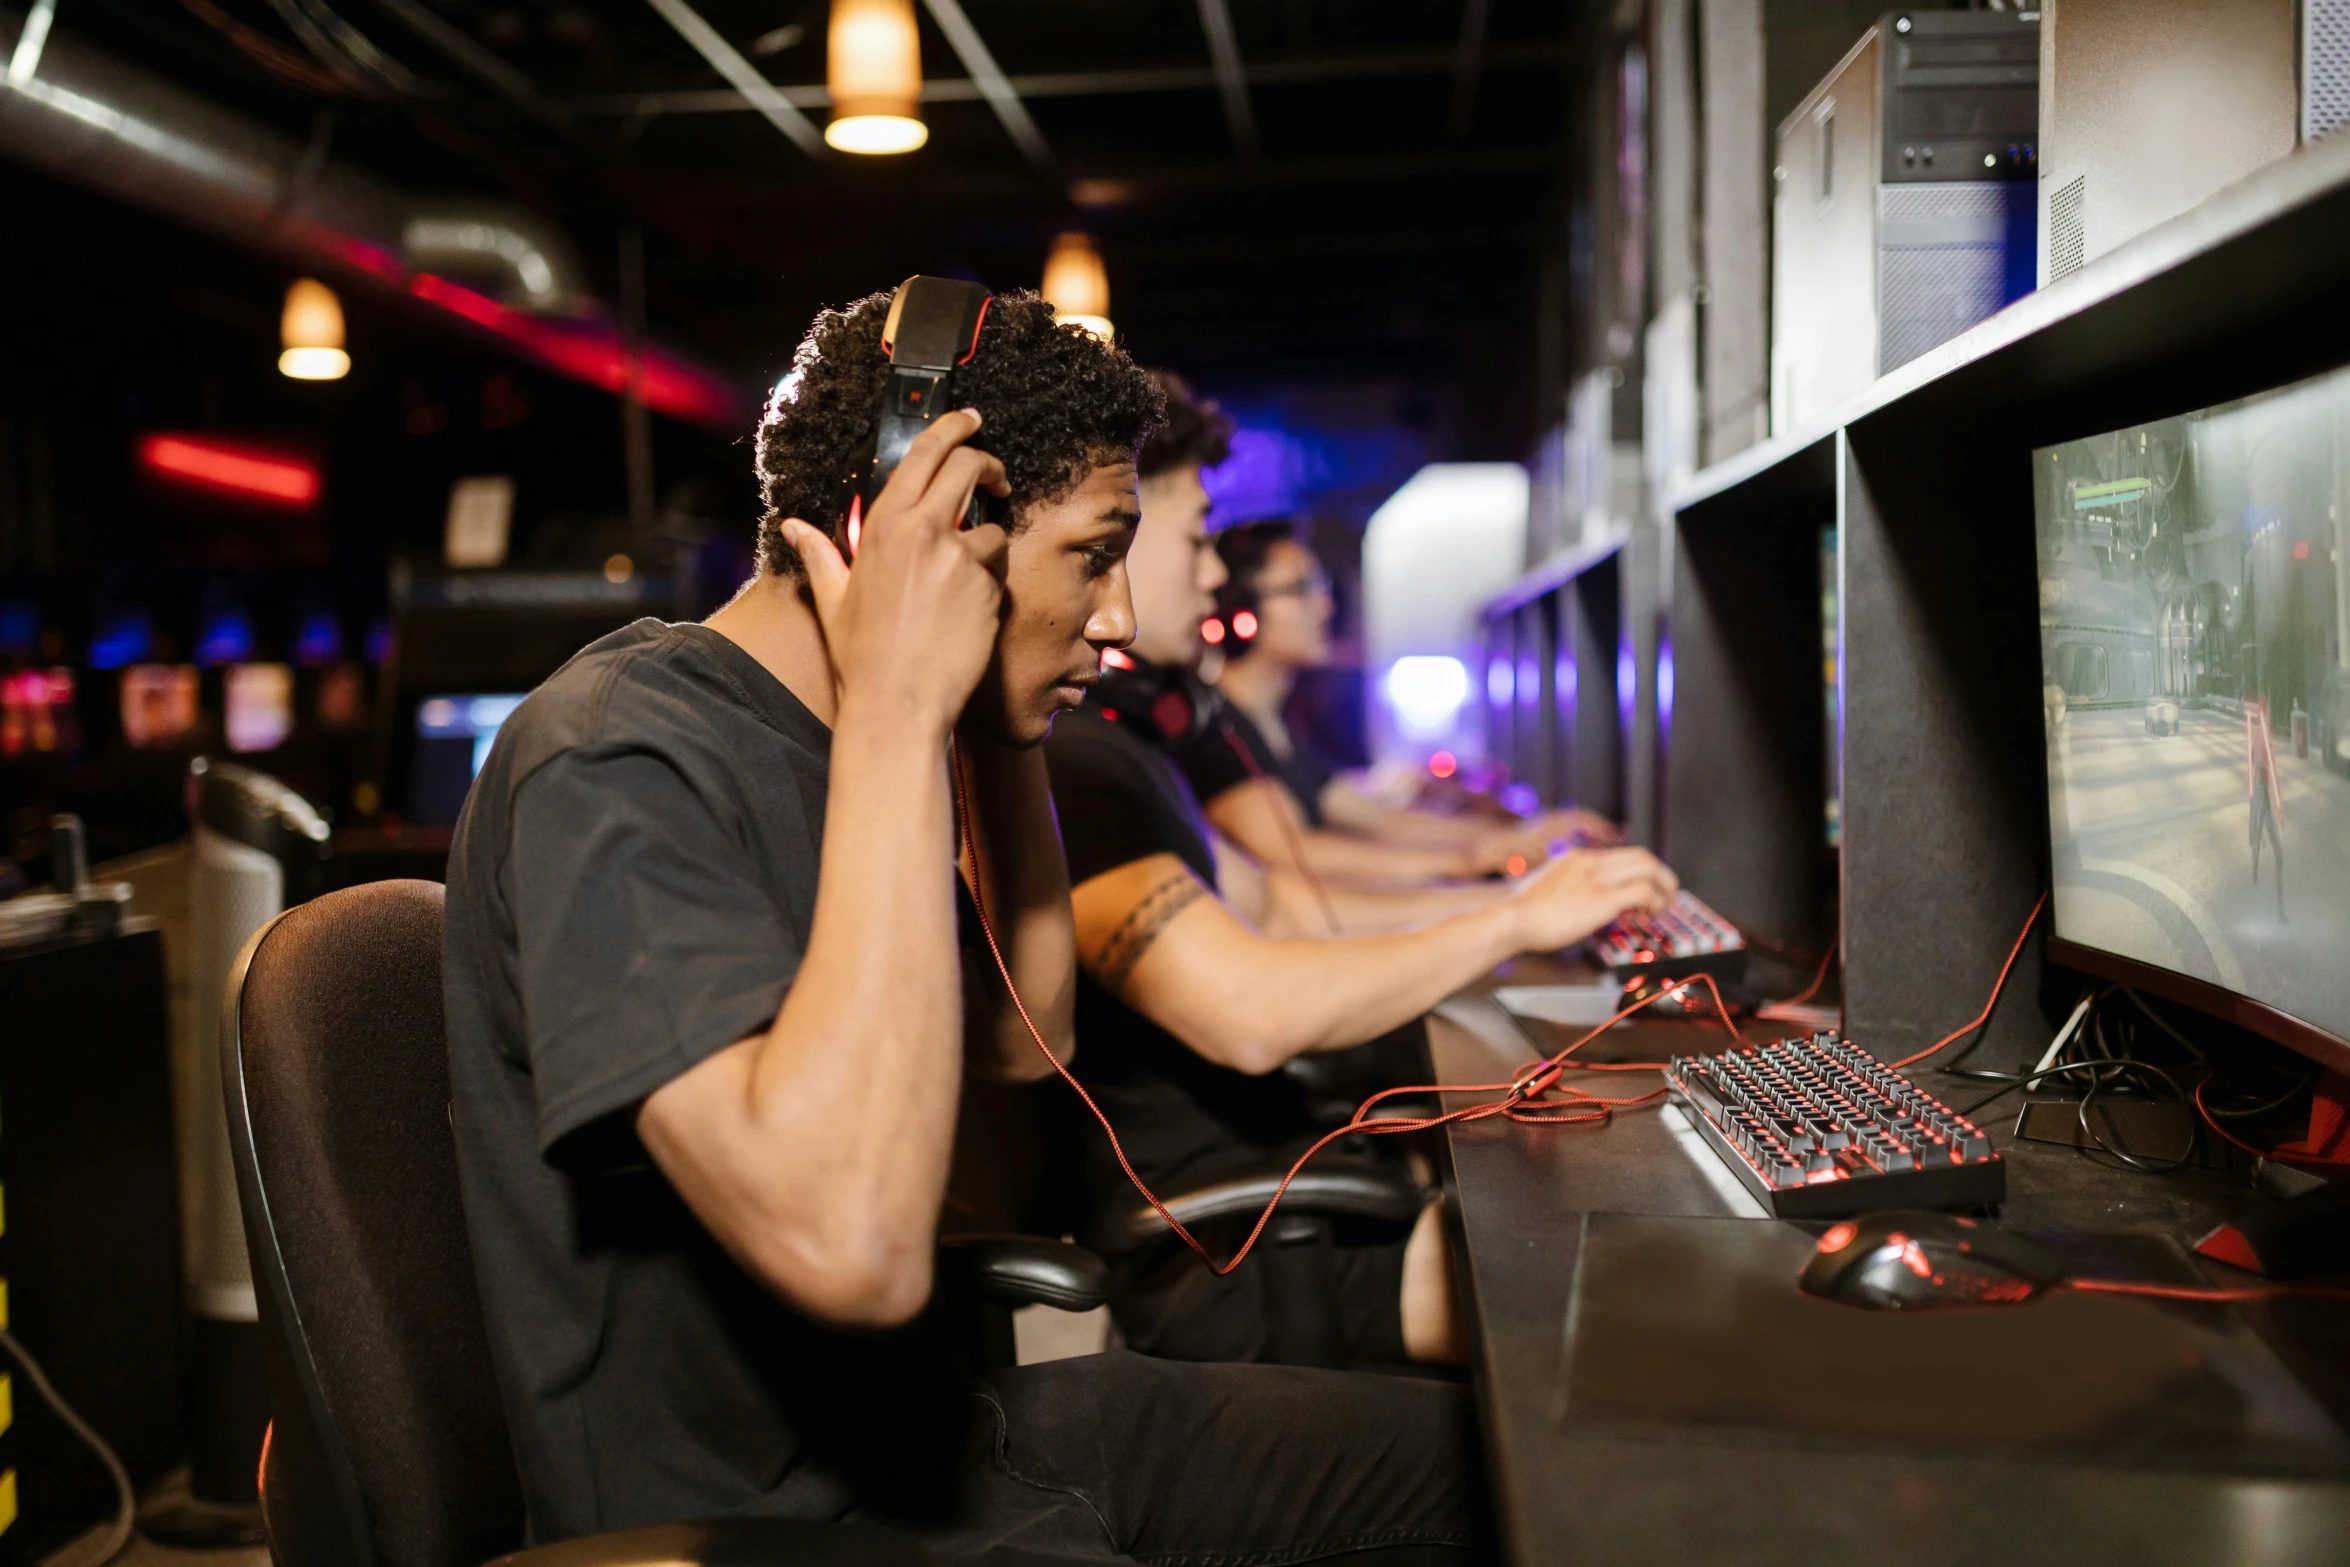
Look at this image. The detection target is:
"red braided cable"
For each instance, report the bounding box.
[1888,891,2047,1069]
[948,740,1716,1275]
[2192,1078,2350,1170]
[2066,1277,2350,1305]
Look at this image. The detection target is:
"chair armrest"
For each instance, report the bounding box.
[1119,1156,1427,1246]
[937,1235,1110,1312]
[486,1519,938,1567]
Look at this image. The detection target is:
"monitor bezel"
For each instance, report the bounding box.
[2049,935,2350,1079]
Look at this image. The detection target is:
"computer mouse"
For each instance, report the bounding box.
[1799,1210,2071,1310]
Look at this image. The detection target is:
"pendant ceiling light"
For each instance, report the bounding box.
[278,278,349,380]
[826,0,927,154]
[1042,233,1113,340]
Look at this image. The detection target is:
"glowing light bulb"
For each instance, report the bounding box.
[279,278,349,380]
[1042,233,1113,340]
[826,0,927,154]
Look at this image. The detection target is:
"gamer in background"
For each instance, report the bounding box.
[442,292,1492,1560]
[1189,510,1617,887]
[1044,374,1681,1369]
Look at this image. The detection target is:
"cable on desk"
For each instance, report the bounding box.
[1888,891,2046,1070]
[956,734,1733,1276]
[2193,1078,2350,1171]
[2066,1277,2350,1306]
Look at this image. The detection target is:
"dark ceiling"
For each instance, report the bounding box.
[55,0,1580,452]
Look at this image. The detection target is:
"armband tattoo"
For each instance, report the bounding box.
[1090,872,1207,992]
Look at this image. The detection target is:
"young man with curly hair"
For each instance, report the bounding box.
[443,290,1493,1561]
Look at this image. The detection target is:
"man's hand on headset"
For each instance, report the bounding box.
[781,407,1014,737]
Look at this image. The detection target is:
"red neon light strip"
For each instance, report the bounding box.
[408,274,747,432]
[138,436,319,506]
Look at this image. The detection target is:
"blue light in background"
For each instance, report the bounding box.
[1486,657,1512,708]
[196,609,255,667]
[0,601,36,658]
[88,611,153,669]
[1557,652,1577,711]
[292,611,344,666]
[1616,637,1635,730]
[1657,633,1675,735]
[364,618,395,666]
[1197,402,1435,530]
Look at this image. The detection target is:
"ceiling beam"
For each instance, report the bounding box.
[640,0,826,156]
[558,43,1568,117]
[1450,0,1491,145]
[1194,0,1257,160]
[919,0,1053,171]
[366,0,573,130]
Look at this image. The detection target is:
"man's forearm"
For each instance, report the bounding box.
[1264,870,1507,937]
[1183,903,1524,1069]
[956,733,1077,1076]
[1319,779,1489,849]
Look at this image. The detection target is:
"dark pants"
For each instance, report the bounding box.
[911,1351,1491,1565]
[1113,1223,1413,1369]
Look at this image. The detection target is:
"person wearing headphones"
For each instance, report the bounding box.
[1192,517,1618,886]
[444,292,1491,1561]
[1043,373,1680,1369]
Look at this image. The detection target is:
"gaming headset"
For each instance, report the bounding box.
[1092,650,1224,748]
[845,278,1222,751]
[832,275,1008,558]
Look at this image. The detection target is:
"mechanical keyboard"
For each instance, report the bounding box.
[1665,1031,2005,1217]
[1590,889,1746,982]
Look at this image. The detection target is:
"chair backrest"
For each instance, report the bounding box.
[222,879,524,1567]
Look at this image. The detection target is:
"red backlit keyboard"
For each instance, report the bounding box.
[1665,1031,2005,1217]
[1590,889,1746,981]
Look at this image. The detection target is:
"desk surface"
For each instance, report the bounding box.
[1431,971,2350,1567]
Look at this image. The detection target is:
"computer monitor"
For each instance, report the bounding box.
[2035,363,2350,1067]
[408,693,524,825]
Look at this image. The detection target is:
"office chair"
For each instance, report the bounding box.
[219,879,1108,1567]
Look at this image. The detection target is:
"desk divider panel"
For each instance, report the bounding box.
[1836,424,2053,1067]
[1664,437,1837,949]
[1567,555,1623,820]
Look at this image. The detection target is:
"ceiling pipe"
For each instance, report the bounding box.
[0,4,750,432]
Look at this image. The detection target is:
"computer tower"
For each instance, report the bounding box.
[1771,10,2039,434]
[2035,0,2314,286]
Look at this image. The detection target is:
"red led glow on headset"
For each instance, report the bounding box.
[1101,647,1135,669]
[1200,617,1226,645]
[845,494,863,559]
[1232,609,1258,639]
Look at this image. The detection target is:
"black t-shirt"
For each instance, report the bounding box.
[444,619,973,1541]
[1171,702,1337,829]
[1042,699,1318,1248]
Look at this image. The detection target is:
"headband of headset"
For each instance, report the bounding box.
[834,276,1004,556]
[1094,652,1224,748]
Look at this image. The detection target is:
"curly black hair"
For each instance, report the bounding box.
[1138,369,1233,478]
[753,288,1164,579]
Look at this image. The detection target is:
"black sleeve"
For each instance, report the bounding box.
[505,747,800,1158]
[1044,718,1214,888]
[1169,713,1258,809]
